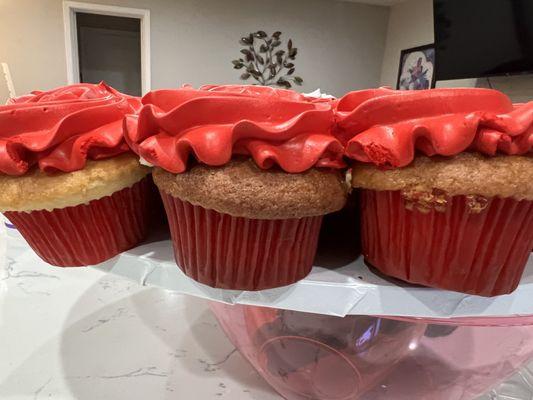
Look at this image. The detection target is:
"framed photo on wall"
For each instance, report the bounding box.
[396,44,436,90]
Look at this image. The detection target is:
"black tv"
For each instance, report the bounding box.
[434,0,533,81]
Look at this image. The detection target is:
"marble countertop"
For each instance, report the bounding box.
[0,226,279,400]
[1,223,531,400]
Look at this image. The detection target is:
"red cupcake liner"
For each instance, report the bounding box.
[159,190,323,290]
[360,190,533,296]
[5,177,152,266]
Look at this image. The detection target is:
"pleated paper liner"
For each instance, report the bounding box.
[159,190,323,291]
[360,189,533,297]
[5,177,152,267]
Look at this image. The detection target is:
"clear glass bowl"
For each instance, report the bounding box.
[210,302,533,400]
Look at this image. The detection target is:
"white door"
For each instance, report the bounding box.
[63,2,151,95]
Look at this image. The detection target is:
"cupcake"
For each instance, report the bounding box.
[0,83,152,266]
[125,85,347,290]
[336,88,533,296]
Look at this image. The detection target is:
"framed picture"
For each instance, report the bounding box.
[396,44,436,90]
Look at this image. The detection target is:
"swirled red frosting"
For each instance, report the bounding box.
[124,85,344,173]
[336,88,533,167]
[0,82,141,175]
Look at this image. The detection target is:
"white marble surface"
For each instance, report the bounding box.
[0,225,279,400]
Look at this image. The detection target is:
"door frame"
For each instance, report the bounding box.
[62,1,151,94]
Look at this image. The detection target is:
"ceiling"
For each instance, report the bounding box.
[340,0,407,6]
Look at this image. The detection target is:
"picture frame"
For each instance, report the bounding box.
[396,44,436,90]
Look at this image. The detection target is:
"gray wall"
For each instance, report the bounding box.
[0,0,390,103]
[380,0,433,88]
[0,0,67,102]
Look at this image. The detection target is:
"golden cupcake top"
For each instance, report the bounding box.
[352,153,533,201]
[0,154,150,212]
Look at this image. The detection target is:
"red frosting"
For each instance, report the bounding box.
[124,85,344,174]
[0,82,141,175]
[336,88,533,167]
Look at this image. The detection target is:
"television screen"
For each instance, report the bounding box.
[434,0,533,80]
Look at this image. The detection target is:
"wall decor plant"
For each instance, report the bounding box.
[232,31,303,89]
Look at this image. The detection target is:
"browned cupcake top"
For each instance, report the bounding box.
[352,153,533,200]
[154,158,347,219]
